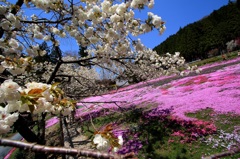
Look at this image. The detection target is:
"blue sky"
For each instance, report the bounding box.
[62,0,230,52]
[136,0,229,49]
[5,0,230,52]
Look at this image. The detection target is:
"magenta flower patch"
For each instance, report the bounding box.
[76,58,240,122]
[45,117,59,128]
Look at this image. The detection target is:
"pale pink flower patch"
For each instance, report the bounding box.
[46,117,59,128]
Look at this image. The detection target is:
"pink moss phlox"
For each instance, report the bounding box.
[169,118,217,143]
[112,129,128,137]
[200,56,240,70]
[183,86,194,92]
[75,108,107,122]
[161,88,169,95]
[144,107,173,119]
[4,147,17,159]
[191,120,217,135]
[45,117,59,128]
[116,56,240,95]
[76,60,240,123]
[171,131,185,137]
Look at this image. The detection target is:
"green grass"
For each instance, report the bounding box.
[139,141,222,159]
[189,51,239,67]
[8,148,35,159]
[186,108,213,121]
[80,106,240,159]
[186,108,240,132]
[81,106,145,134]
[186,108,240,159]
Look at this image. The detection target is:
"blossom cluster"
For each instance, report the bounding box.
[0,79,75,134]
[93,124,123,152]
[0,0,201,147]
[0,55,32,75]
[0,0,198,83]
[93,134,123,152]
[132,51,200,80]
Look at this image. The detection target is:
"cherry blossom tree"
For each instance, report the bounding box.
[226,40,237,52]
[0,0,199,157]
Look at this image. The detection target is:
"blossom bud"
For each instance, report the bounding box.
[9,38,19,49]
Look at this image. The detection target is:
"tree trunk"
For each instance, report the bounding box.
[59,115,66,159]
[14,114,47,159]
[13,115,40,143]
[39,113,47,145]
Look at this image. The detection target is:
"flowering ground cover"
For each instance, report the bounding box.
[74,57,240,158]
[45,116,59,128]
[76,57,240,121]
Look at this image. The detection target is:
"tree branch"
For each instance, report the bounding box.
[20,17,72,24]
[61,57,96,64]
[0,0,24,38]
[0,138,135,159]
[47,61,62,84]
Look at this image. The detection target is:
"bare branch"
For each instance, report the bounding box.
[47,61,62,84]
[20,17,72,24]
[0,138,135,159]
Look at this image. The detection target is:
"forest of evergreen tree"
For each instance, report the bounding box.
[153,1,240,62]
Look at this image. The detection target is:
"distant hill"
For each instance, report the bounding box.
[153,2,240,62]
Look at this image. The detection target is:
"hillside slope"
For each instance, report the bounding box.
[153,3,240,62]
[76,57,240,121]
